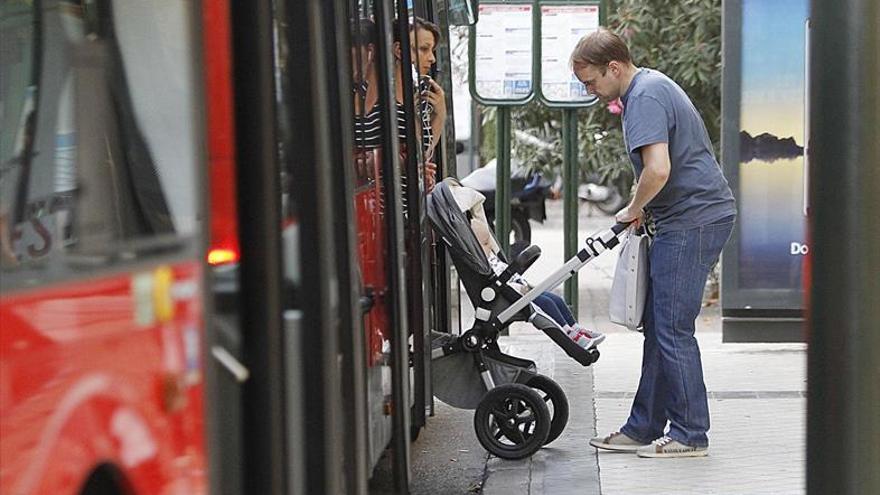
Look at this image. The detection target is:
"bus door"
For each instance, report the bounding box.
[395,1,434,439]
[349,10,395,473]
[221,0,372,494]
[406,0,464,431]
[349,0,412,489]
[0,1,208,494]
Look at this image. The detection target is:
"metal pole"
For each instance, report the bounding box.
[562,109,579,318]
[229,0,286,493]
[495,106,512,256]
[374,0,411,491]
[808,0,880,493]
[324,2,370,493]
[470,100,482,175]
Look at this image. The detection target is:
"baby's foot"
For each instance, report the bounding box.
[573,325,605,348]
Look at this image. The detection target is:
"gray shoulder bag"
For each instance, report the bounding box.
[609,227,650,331]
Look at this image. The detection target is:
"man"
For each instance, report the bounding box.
[571,28,736,458]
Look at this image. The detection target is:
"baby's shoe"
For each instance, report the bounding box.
[573,325,605,348]
[566,326,603,350]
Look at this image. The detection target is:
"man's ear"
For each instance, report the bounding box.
[393,41,402,60]
[608,60,621,76]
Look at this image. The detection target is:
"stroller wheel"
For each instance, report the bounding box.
[525,374,569,445]
[474,384,551,460]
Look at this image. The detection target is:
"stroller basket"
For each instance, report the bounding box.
[431,332,537,409]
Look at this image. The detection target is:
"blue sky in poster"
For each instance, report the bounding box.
[740,0,809,141]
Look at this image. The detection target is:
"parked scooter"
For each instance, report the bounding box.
[460,158,550,248]
[578,172,630,215]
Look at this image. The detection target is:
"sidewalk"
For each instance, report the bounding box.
[481,202,806,495]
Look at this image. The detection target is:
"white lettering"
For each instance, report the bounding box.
[790,242,809,255]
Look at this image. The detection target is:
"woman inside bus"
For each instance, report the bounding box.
[350,18,440,193]
[403,17,446,162]
[395,17,445,192]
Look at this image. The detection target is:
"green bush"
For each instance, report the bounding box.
[480,0,722,188]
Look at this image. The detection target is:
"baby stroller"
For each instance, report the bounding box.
[427,178,631,459]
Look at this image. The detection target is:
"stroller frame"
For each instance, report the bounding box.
[427,178,630,459]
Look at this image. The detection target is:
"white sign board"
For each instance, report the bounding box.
[473,4,534,101]
[540,4,600,103]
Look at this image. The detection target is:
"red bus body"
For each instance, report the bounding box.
[354,150,391,366]
[0,265,207,494]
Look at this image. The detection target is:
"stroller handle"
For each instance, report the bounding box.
[611,220,634,235]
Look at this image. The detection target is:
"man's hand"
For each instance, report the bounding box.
[615,204,644,229]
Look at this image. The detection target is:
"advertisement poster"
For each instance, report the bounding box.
[737,0,809,290]
[473,4,533,100]
[540,4,599,102]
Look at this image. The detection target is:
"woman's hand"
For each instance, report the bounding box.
[424,161,437,193]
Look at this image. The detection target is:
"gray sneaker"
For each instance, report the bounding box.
[636,436,708,458]
[589,431,647,452]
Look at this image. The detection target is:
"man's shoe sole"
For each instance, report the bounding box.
[588,438,642,452]
[636,449,708,458]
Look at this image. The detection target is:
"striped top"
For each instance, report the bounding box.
[353,103,408,149]
[352,99,434,213]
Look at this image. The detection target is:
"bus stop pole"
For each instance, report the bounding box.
[562,108,579,318]
[808,0,879,493]
[495,106,512,257]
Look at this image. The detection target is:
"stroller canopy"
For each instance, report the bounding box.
[427,179,493,279]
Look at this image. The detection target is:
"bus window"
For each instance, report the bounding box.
[447,0,478,26]
[0,1,37,269]
[0,0,201,290]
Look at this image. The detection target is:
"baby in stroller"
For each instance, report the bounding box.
[466,204,606,349]
[427,178,630,460]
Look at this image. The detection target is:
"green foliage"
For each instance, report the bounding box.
[479,0,721,186]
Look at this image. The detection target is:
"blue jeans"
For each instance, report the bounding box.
[620,216,734,448]
[534,292,576,327]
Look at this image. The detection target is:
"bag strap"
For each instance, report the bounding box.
[624,235,640,327]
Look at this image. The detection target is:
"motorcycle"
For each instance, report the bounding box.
[460,158,550,248]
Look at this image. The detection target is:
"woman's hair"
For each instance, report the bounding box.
[392,17,441,44]
[412,17,440,45]
[570,27,632,71]
[352,18,377,46]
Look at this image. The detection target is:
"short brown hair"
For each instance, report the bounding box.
[570,28,632,71]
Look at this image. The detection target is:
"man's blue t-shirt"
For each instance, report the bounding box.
[621,68,736,231]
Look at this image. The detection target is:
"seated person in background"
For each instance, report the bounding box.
[470,210,605,350]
